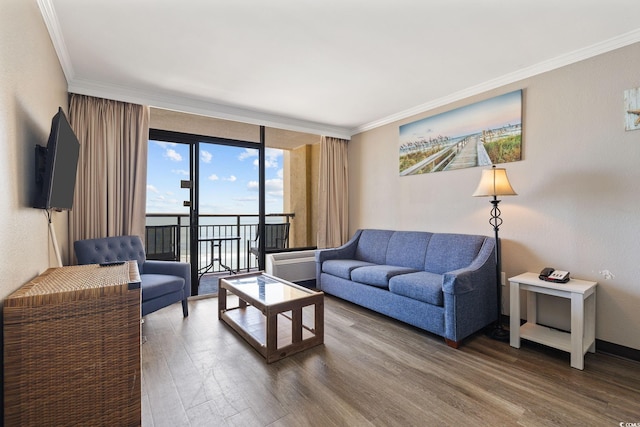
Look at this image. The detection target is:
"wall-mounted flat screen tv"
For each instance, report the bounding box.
[34,107,80,210]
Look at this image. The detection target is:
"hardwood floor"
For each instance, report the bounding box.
[142,295,640,426]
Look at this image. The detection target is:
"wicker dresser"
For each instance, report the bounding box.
[3,262,142,427]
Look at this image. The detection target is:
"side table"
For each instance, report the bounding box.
[509,272,597,370]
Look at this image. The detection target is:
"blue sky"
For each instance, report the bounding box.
[399,90,522,145]
[146,140,284,214]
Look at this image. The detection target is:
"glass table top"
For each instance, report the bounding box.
[223,274,315,305]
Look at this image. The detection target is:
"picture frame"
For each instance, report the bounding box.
[624,87,640,131]
[399,90,522,176]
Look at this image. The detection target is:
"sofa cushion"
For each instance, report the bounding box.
[424,233,486,274]
[388,271,444,306]
[322,259,376,280]
[351,265,418,288]
[385,231,432,269]
[354,229,394,264]
[141,274,185,300]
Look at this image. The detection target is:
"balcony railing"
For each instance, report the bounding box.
[144,213,295,274]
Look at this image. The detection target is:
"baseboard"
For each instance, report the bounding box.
[596,339,640,362]
[503,315,640,362]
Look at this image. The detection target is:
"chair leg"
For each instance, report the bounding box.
[182,298,189,317]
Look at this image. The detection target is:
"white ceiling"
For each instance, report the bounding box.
[39,0,640,139]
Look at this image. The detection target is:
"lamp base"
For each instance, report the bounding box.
[488,323,510,342]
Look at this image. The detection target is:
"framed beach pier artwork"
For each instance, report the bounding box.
[624,87,640,131]
[399,90,522,176]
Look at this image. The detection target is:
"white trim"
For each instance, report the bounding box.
[37,0,75,82]
[38,0,640,139]
[67,78,352,139]
[353,29,640,135]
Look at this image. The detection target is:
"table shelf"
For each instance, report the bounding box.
[520,322,571,352]
[219,272,323,363]
[509,272,597,370]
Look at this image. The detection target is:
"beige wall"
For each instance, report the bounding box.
[0,0,69,300]
[150,107,261,142]
[349,42,640,350]
[284,144,320,247]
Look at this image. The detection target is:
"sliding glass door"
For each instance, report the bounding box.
[147,129,264,296]
[195,142,259,295]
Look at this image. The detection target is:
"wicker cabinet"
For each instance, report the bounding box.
[3,262,142,426]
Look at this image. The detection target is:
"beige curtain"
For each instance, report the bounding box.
[68,94,149,259]
[317,136,349,248]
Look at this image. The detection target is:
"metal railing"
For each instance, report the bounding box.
[144,213,294,273]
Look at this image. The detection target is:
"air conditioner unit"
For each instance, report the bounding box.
[265,250,316,286]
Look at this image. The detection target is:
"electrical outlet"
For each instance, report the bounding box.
[501,272,506,286]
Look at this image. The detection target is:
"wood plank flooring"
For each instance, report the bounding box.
[142,295,640,426]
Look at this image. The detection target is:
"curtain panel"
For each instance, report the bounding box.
[317,136,349,249]
[68,94,149,261]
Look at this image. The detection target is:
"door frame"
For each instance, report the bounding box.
[149,128,266,296]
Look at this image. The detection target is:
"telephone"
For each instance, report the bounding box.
[539,267,570,283]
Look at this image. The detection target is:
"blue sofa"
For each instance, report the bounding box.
[315,229,497,347]
[74,235,190,318]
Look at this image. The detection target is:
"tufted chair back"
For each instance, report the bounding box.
[74,235,147,273]
[74,235,190,318]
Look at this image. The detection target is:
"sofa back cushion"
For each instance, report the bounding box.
[385,231,432,269]
[355,229,394,264]
[423,233,486,274]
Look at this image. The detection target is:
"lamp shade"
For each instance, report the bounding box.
[472,165,517,197]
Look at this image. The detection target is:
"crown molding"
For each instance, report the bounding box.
[353,29,640,135]
[67,79,353,140]
[38,0,640,139]
[37,0,75,82]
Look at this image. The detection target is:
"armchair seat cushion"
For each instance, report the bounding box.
[141,274,186,300]
[389,271,444,306]
[322,259,375,280]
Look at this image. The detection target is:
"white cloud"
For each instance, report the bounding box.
[147,184,159,194]
[238,148,257,161]
[172,169,189,176]
[208,174,219,181]
[224,175,237,182]
[201,150,212,163]
[240,148,282,169]
[266,148,282,168]
[264,158,278,168]
[151,140,176,149]
[165,148,182,162]
[266,178,283,197]
[247,178,283,198]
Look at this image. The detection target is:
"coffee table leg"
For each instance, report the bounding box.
[315,299,324,343]
[218,286,226,320]
[292,308,302,343]
[267,313,277,357]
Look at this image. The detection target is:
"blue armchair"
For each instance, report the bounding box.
[74,235,189,317]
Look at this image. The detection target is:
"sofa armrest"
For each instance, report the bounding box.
[143,260,191,293]
[314,229,362,263]
[442,237,496,295]
[442,237,497,341]
[315,230,363,287]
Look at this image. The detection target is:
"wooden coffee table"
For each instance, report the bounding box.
[218,272,324,363]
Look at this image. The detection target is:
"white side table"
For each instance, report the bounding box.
[509,272,597,370]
